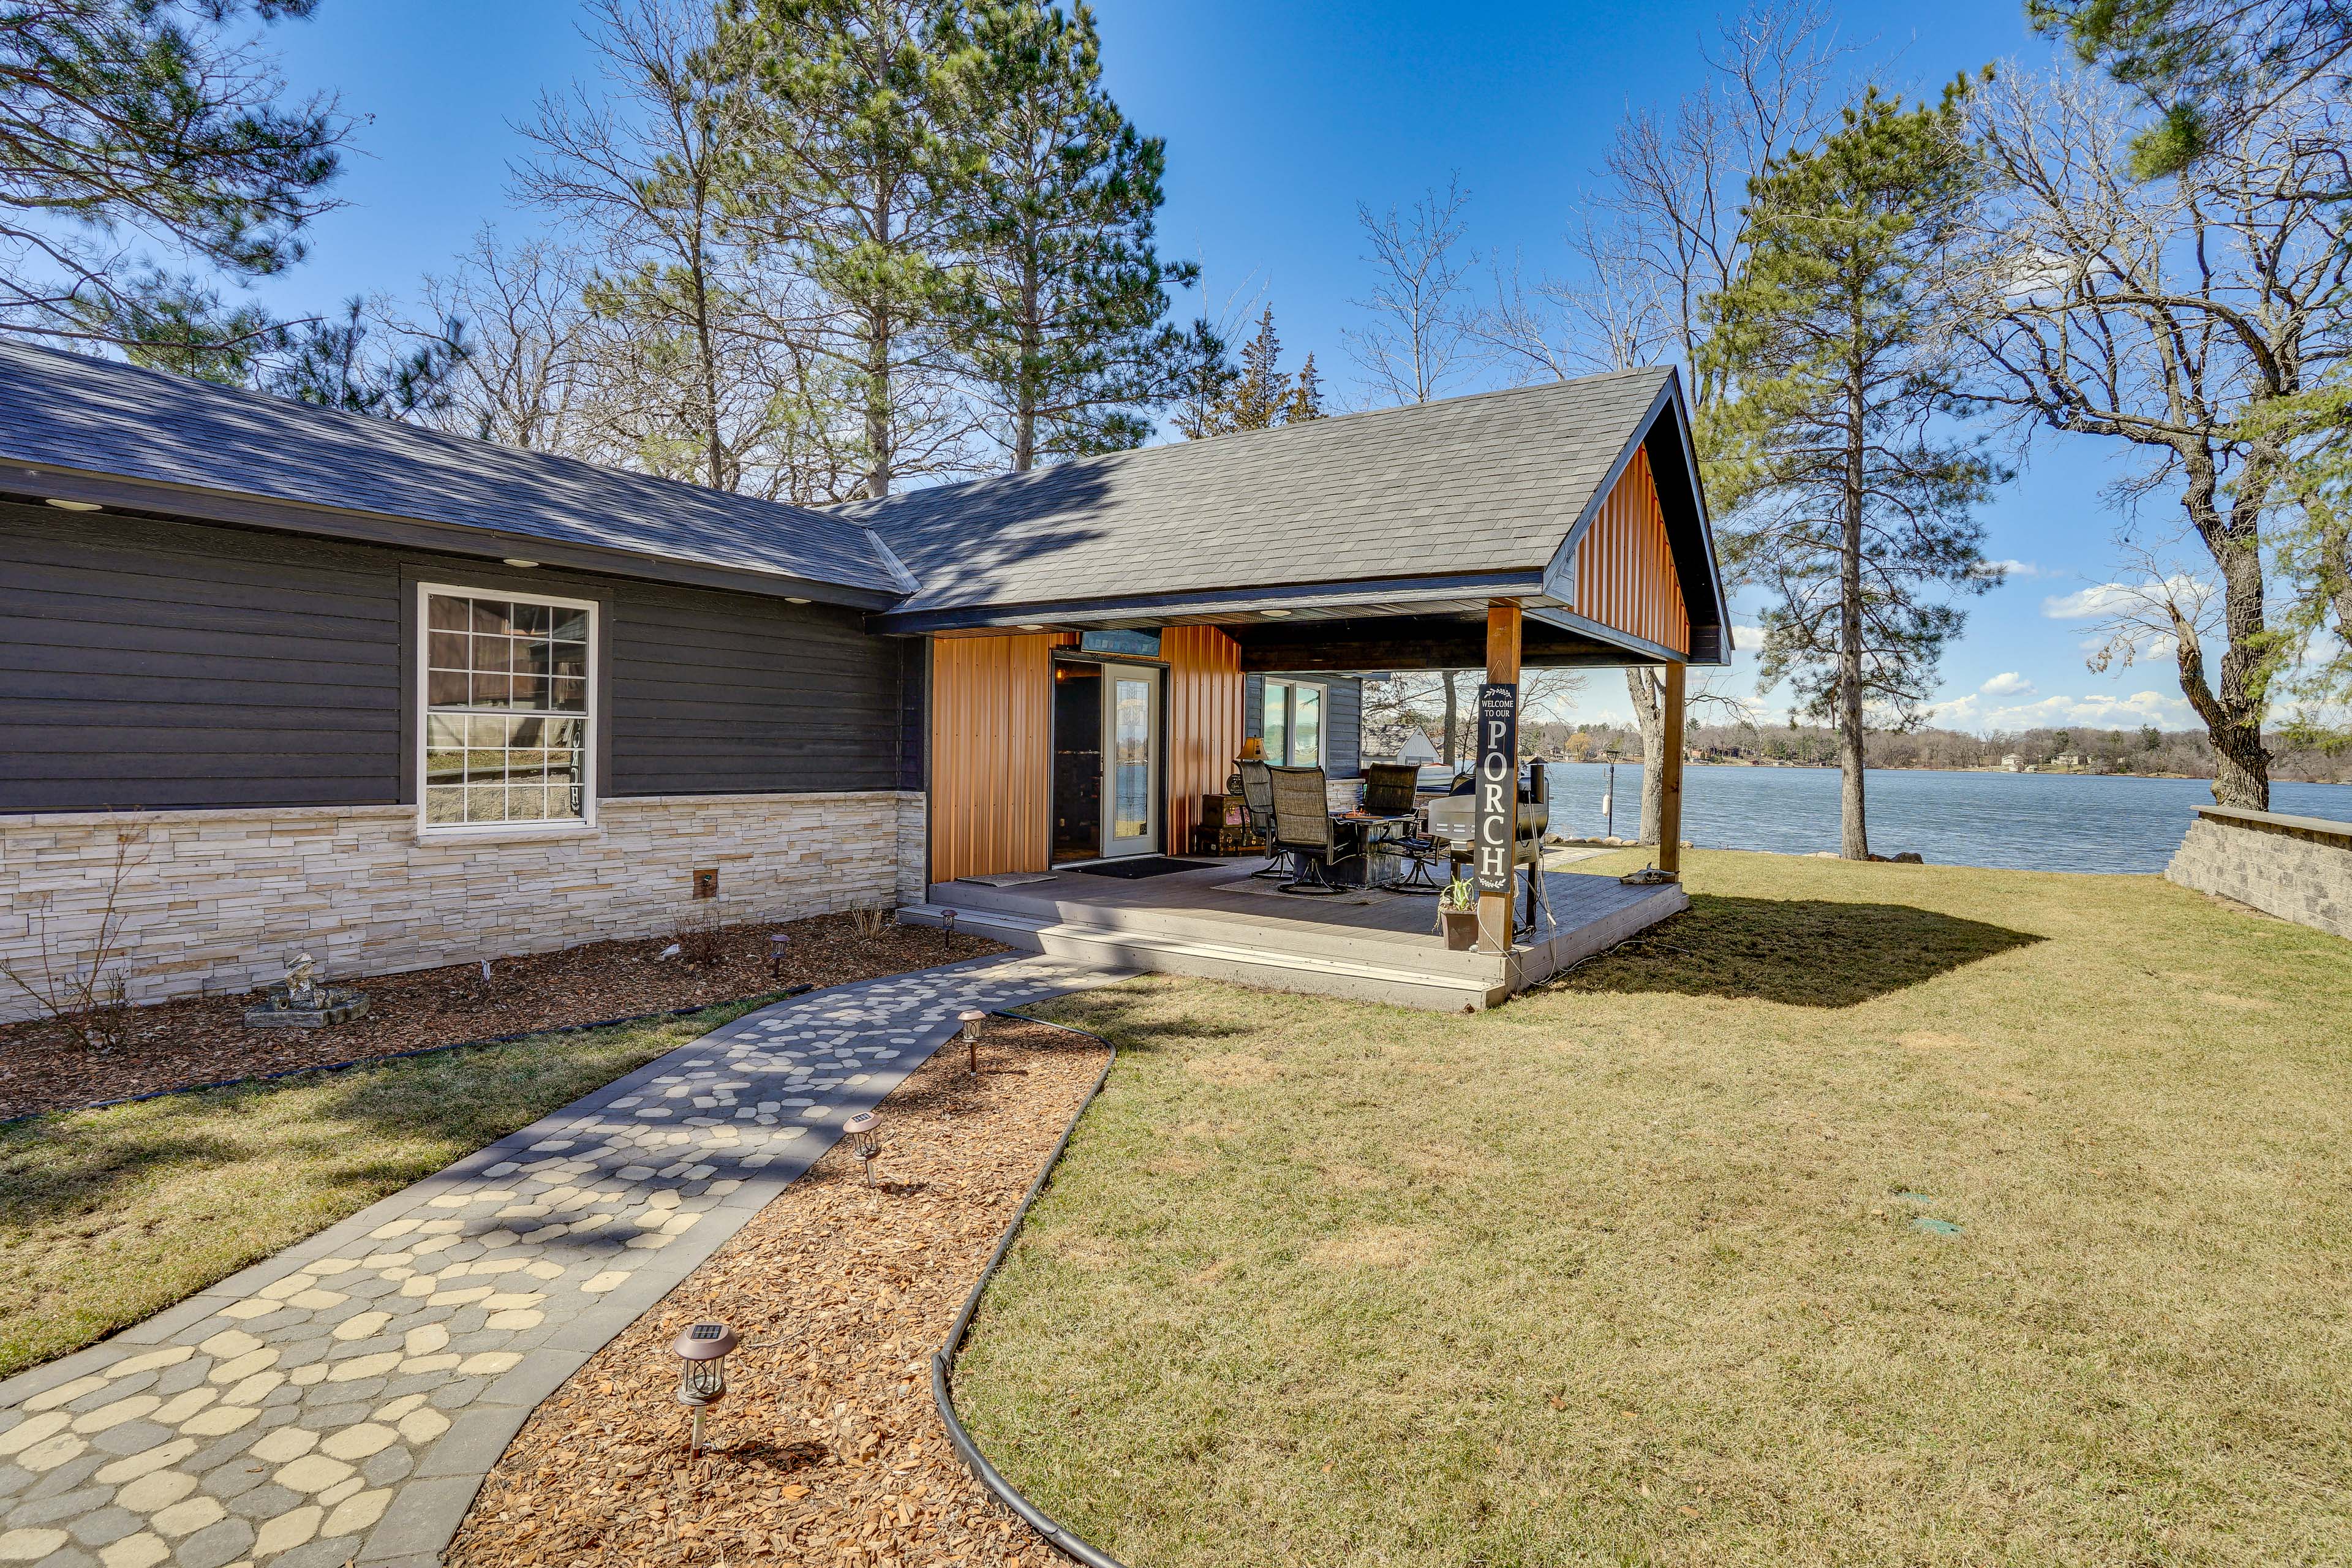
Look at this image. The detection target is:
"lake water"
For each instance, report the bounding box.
[1533,763,2352,874]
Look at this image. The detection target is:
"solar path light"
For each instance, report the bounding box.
[845,1110,883,1186]
[673,1321,737,1454]
[959,1009,987,1077]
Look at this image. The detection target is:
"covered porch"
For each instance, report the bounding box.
[848,366,1732,1010]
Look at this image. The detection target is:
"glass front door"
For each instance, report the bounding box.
[1101,664,1160,858]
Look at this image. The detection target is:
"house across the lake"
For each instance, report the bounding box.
[0,340,1728,1014]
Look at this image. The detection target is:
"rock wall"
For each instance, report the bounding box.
[2166,805,2352,941]
[0,791,927,1023]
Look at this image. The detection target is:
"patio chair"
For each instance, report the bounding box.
[1235,758,1292,880]
[1268,764,1366,895]
[1362,763,1444,890]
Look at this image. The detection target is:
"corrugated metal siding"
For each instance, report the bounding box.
[925,633,1069,883]
[1570,447,1691,655]
[929,627,1242,880]
[1164,626,1243,855]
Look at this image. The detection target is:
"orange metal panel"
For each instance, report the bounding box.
[927,633,1065,884]
[1570,447,1691,657]
[929,630,1242,880]
[1161,625,1243,855]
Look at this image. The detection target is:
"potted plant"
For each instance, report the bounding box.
[1438,875,1480,951]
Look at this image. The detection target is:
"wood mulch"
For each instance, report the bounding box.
[443,1016,1106,1568]
[0,915,1003,1123]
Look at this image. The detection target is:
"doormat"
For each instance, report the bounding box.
[1067,856,1221,880]
[957,873,1057,888]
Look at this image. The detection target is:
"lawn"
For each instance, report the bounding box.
[0,998,767,1378]
[955,852,2352,1567]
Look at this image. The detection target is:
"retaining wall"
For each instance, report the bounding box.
[2165,804,2352,941]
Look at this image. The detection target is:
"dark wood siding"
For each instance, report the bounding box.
[1244,671,1362,778]
[0,502,908,813]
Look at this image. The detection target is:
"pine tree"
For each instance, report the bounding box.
[723,0,979,498]
[1167,318,1237,440]
[4,1,349,366]
[1287,352,1324,422]
[947,1,1194,469]
[1222,306,1292,431]
[1705,85,2002,859]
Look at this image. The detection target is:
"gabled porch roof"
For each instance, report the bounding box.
[843,366,1731,668]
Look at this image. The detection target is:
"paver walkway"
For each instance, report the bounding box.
[0,954,1122,1568]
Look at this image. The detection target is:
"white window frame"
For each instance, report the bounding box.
[414,579,600,837]
[1262,677,1327,768]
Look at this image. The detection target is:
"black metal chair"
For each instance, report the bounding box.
[1235,759,1291,880]
[1362,763,1443,890]
[1268,764,1365,894]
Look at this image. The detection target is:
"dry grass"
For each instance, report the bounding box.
[0,999,769,1379]
[953,852,2352,1566]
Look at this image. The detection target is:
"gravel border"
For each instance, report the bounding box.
[930,1011,1133,1568]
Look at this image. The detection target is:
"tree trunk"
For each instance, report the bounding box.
[2181,448,2272,809]
[863,302,891,500]
[1012,228,1039,473]
[1441,673,1460,767]
[1625,668,1665,844]
[1839,378,1869,860]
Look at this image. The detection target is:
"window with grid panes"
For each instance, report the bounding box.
[420,587,592,828]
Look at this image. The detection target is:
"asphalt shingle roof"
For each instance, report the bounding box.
[0,338,905,595]
[837,367,1676,615]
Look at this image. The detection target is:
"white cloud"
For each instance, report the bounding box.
[1728,624,1766,651]
[1978,559,2046,580]
[2041,574,2212,621]
[1980,671,2035,698]
[1930,688,2193,733]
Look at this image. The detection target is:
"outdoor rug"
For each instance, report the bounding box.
[1066,856,1223,880]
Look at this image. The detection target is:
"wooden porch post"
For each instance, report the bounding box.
[1658,662,1686,877]
[1478,601,1522,953]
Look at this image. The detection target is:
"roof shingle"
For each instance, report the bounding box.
[0,338,904,595]
[837,368,1675,615]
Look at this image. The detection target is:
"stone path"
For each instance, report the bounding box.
[0,954,1122,1568]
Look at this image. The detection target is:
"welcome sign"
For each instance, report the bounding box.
[1474,683,1517,895]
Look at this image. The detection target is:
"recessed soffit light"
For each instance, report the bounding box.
[1017,623,1047,631]
[1262,608,1292,617]
[502,557,540,568]
[785,596,811,605]
[45,497,102,512]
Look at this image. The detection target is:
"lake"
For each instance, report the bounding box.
[1531,763,2352,875]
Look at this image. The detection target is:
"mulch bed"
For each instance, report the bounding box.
[443,1016,1106,1568]
[0,915,1003,1123]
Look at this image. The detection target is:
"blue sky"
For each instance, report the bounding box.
[226,0,2188,734]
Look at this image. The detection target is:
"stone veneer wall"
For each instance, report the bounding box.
[0,791,927,1023]
[2166,804,2352,941]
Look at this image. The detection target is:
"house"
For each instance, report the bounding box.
[0,341,1729,1016]
[1394,729,1441,767]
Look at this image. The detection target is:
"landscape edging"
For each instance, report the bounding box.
[931,1011,1131,1568]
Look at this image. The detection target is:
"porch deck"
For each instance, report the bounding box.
[898,854,1687,1011]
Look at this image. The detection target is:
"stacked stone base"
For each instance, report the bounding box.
[2166,805,2352,941]
[0,791,927,1023]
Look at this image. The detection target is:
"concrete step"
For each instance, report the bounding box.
[895,902,1507,1012]
[924,875,1506,979]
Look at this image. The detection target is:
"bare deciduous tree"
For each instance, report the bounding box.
[1474,1,1844,845]
[420,228,597,453]
[1342,176,1482,406]
[516,0,853,499]
[1957,62,2352,807]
